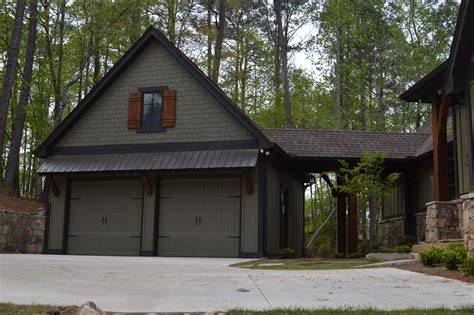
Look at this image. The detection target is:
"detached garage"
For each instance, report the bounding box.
[35,27,306,258]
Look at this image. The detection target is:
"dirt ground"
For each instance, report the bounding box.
[396,262,474,284]
[0,190,42,212]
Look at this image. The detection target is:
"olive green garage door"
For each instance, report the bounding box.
[158,178,241,257]
[67,180,143,256]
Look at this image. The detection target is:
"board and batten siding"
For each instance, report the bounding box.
[241,165,259,254]
[56,41,253,147]
[455,98,472,195]
[383,176,405,218]
[47,176,67,251]
[266,161,305,257]
[416,163,435,211]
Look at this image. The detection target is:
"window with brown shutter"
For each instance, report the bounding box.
[128,91,142,129]
[162,89,177,128]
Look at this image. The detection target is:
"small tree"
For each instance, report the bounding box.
[338,152,400,250]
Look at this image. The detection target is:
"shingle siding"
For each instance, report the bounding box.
[57,41,253,147]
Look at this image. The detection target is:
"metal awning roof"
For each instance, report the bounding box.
[37,149,259,174]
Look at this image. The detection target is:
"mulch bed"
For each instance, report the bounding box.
[396,262,474,284]
[0,190,42,213]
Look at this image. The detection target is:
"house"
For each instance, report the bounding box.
[35,27,306,258]
[36,23,458,258]
[400,0,474,253]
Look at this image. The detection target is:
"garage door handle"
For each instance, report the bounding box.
[129,236,140,239]
[68,235,79,238]
[227,236,240,239]
[158,235,170,239]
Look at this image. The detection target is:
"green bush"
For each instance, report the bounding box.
[419,246,444,266]
[333,252,345,259]
[398,235,416,247]
[459,255,474,276]
[383,245,411,254]
[442,243,467,271]
[447,243,467,259]
[347,252,364,259]
[279,248,296,259]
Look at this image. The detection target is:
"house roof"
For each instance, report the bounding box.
[262,128,430,160]
[37,149,258,174]
[399,61,447,103]
[34,27,271,158]
[400,0,474,102]
[442,0,474,95]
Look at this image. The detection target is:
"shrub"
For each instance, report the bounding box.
[447,243,467,260]
[398,236,416,247]
[443,243,467,270]
[383,245,411,254]
[419,246,443,266]
[394,245,412,253]
[459,255,474,276]
[279,248,296,259]
[333,252,345,259]
[347,252,364,259]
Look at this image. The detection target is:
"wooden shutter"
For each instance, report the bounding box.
[162,89,177,128]
[128,91,142,129]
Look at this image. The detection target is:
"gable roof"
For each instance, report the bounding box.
[35,27,271,158]
[262,128,430,160]
[442,0,474,95]
[400,0,474,102]
[399,61,447,103]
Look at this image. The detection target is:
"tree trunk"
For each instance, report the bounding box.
[206,0,213,76]
[334,6,342,131]
[0,0,26,160]
[369,194,376,250]
[4,0,38,194]
[211,0,226,82]
[167,0,176,45]
[274,0,292,128]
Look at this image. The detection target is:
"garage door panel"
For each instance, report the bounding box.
[158,178,240,257]
[68,180,142,256]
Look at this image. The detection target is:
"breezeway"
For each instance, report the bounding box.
[0,254,472,313]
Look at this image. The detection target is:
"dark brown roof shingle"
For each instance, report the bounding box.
[262,128,430,160]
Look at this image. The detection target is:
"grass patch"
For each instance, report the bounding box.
[229,307,474,315]
[231,258,376,270]
[0,303,78,315]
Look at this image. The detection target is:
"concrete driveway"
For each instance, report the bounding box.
[0,254,472,313]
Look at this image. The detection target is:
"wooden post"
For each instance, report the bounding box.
[336,176,347,255]
[432,95,452,201]
[347,193,358,254]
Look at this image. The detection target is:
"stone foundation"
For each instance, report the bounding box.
[425,200,461,242]
[415,212,426,242]
[379,216,405,248]
[460,193,474,254]
[0,209,45,253]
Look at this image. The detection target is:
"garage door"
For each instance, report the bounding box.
[158,178,240,257]
[67,180,143,256]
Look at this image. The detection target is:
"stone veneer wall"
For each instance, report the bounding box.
[460,193,474,254]
[425,200,461,242]
[0,209,45,253]
[379,216,405,248]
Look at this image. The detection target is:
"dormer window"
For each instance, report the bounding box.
[128,86,176,131]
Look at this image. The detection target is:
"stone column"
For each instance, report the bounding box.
[460,193,474,255]
[425,200,461,243]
